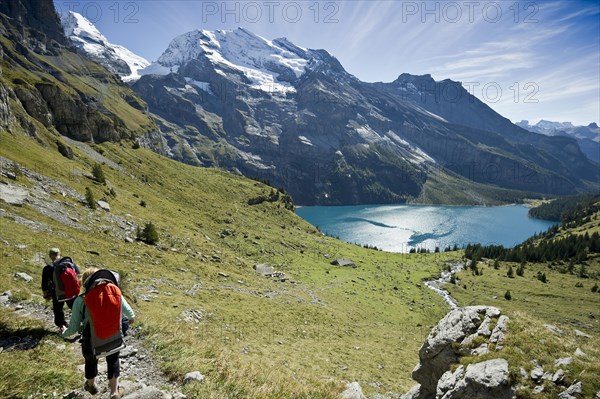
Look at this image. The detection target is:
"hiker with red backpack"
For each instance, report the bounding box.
[62,267,135,399]
[41,247,81,332]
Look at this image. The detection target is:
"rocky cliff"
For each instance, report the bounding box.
[0,0,154,143]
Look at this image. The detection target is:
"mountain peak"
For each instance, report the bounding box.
[59,11,149,82]
[145,27,316,93]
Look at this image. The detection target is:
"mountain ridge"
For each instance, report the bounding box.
[41,10,600,205]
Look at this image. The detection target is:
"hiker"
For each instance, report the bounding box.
[41,247,81,331]
[62,268,135,399]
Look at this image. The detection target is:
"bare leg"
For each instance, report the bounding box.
[108,377,118,395]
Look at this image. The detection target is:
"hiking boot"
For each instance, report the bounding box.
[83,380,98,395]
[110,386,125,399]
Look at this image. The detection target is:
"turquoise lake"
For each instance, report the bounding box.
[295,204,557,253]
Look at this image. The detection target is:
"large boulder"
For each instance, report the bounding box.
[436,358,512,399]
[412,306,503,394]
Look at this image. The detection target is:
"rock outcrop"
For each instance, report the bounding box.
[401,306,513,399]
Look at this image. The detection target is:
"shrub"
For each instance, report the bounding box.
[92,163,106,184]
[140,200,147,207]
[507,265,515,278]
[537,272,547,283]
[504,290,512,300]
[591,283,598,293]
[493,259,500,270]
[516,262,525,277]
[85,187,96,210]
[137,222,159,245]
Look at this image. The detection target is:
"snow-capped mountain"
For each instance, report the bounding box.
[60,11,149,82]
[516,120,599,162]
[141,28,317,93]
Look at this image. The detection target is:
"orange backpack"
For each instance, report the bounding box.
[83,270,125,358]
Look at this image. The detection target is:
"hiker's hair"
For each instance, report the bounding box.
[80,267,99,293]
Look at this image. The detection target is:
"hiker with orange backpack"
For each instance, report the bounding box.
[62,267,135,399]
[41,248,81,332]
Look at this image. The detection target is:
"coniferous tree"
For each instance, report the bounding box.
[92,163,106,184]
[507,265,515,278]
[85,187,96,210]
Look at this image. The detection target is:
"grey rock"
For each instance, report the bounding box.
[186,283,202,296]
[476,316,493,337]
[531,365,544,381]
[331,258,356,268]
[125,237,135,243]
[553,369,566,384]
[533,385,544,394]
[341,382,367,399]
[489,315,509,344]
[399,385,428,399]
[0,184,28,206]
[544,324,565,335]
[96,200,110,211]
[574,329,591,338]
[436,358,512,399]
[183,371,205,384]
[574,348,586,357]
[119,385,172,398]
[519,367,528,379]
[0,291,12,304]
[470,343,489,356]
[541,371,553,381]
[555,357,573,368]
[254,263,275,276]
[558,381,583,399]
[15,272,33,282]
[412,306,498,394]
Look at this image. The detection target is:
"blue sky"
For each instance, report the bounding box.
[53,0,599,125]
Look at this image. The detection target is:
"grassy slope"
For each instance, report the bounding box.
[0,127,454,398]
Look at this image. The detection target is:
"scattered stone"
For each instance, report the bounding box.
[554,357,573,368]
[254,263,275,276]
[533,385,545,394]
[0,291,12,304]
[183,371,205,384]
[541,371,553,381]
[218,272,229,278]
[15,272,33,282]
[96,200,110,211]
[558,381,583,399]
[341,382,367,399]
[120,346,138,358]
[544,324,565,335]
[519,367,528,380]
[553,369,566,384]
[574,329,591,339]
[531,365,544,381]
[471,343,489,356]
[330,258,356,268]
[186,283,202,296]
[574,348,586,357]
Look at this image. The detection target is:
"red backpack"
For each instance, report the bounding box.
[83,270,125,358]
[52,257,80,302]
